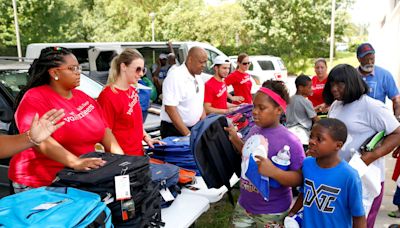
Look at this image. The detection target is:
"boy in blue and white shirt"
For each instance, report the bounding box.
[255,118,366,227]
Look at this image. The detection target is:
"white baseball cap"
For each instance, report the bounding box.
[159,53,168,59]
[211,56,230,67]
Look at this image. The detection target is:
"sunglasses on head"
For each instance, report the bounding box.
[241,62,251,65]
[135,66,147,74]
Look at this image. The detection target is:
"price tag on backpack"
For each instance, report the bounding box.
[160,188,175,202]
[115,175,131,200]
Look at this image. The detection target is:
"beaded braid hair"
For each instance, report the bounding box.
[15,47,72,110]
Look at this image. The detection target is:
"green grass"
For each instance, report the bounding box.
[195,187,240,227]
[302,51,359,76]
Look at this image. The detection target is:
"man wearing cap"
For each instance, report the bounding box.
[152,53,169,96]
[204,56,243,115]
[357,43,400,119]
[357,43,400,227]
[160,46,207,138]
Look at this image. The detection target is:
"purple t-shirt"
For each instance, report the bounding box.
[239,125,305,214]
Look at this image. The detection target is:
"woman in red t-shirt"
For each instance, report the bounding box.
[10,47,124,192]
[225,53,253,104]
[308,58,329,112]
[97,49,162,156]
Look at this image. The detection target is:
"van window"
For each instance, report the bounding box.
[96,51,117,71]
[135,47,181,74]
[257,60,275,70]
[277,59,287,70]
[70,48,89,65]
[204,49,219,75]
[0,71,28,98]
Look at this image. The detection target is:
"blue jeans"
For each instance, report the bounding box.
[394,186,400,206]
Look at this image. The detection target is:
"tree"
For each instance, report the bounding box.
[239,0,352,72]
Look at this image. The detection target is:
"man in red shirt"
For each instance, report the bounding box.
[204,56,242,114]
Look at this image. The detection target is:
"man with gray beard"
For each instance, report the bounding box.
[357,43,400,120]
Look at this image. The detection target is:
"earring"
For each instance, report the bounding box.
[55,75,59,81]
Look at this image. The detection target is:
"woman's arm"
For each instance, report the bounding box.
[0,109,65,159]
[101,128,124,154]
[143,130,165,149]
[361,126,400,165]
[37,136,105,170]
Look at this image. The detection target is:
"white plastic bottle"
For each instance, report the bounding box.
[270,145,291,188]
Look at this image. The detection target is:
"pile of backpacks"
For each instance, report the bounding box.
[146,136,200,175]
[0,152,165,227]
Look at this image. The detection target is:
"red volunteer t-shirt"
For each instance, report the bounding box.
[308,76,327,107]
[225,70,253,104]
[9,85,107,187]
[97,86,144,156]
[204,77,228,109]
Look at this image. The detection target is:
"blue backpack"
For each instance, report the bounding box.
[147,136,200,174]
[150,163,180,208]
[0,187,112,228]
[190,114,241,205]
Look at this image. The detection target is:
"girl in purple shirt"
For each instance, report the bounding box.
[226,80,305,227]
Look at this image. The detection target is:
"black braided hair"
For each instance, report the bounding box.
[15,47,72,110]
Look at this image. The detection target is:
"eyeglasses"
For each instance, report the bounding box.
[56,65,82,73]
[194,79,199,93]
[136,66,147,75]
[241,62,251,66]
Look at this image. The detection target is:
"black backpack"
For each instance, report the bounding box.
[52,152,164,227]
[190,114,241,205]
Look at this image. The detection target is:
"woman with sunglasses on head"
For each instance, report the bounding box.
[97,48,162,156]
[10,47,124,193]
[225,53,252,105]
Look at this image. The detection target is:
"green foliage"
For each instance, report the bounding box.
[0,0,15,46]
[239,0,351,72]
[0,0,354,73]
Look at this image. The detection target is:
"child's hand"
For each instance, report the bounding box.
[224,125,239,142]
[254,155,275,177]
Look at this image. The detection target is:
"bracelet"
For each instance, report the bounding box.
[26,130,41,146]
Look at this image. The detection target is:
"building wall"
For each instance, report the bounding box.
[369,1,400,85]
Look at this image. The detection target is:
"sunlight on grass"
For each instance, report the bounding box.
[302,51,359,76]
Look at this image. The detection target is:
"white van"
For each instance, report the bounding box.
[26,42,231,84]
[229,55,288,84]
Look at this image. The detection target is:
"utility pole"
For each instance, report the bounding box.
[329,0,336,66]
[12,0,22,60]
[149,12,156,42]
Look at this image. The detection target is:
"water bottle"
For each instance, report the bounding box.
[284,210,303,228]
[270,145,291,188]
